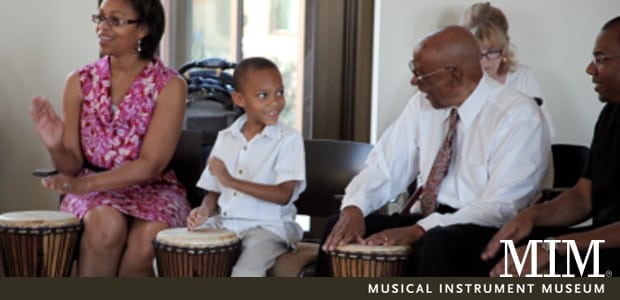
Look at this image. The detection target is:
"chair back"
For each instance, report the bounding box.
[296,139,373,239]
[168,129,206,208]
[551,144,590,188]
[269,139,372,277]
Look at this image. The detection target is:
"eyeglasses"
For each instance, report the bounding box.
[408,60,450,84]
[481,49,503,60]
[92,14,140,27]
[592,53,620,68]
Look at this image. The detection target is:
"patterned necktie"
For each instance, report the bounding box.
[401,108,459,216]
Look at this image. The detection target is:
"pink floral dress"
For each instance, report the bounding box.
[60,56,190,227]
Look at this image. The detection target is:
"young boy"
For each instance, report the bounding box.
[187,57,306,277]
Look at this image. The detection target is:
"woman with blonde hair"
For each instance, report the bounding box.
[463,2,554,138]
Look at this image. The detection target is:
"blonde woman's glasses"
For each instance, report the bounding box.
[481,49,503,60]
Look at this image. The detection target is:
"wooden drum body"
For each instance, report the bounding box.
[153,228,241,277]
[0,210,82,277]
[330,244,411,277]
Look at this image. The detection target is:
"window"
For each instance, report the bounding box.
[163,0,305,131]
[190,0,233,60]
[271,0,298,34]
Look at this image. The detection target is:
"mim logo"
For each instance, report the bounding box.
[499,239,605,277]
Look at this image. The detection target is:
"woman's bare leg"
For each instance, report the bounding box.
[118,218,168,277]
[78,206,128,276]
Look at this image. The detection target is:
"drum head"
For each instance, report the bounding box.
[335,243,412,256]
[0,210,79,228]
[155,228,239,248]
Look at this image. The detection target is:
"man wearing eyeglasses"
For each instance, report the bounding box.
[316,25,550,276]
[482,16,620,277]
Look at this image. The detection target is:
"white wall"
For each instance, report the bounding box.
[0,0,97,213]
[372,0,620,146]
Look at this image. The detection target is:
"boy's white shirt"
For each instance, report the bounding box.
[196,114,306,245]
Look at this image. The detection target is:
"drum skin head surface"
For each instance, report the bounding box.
[0,210,79,228]
[335,243,411,255]
[155,228,239,248]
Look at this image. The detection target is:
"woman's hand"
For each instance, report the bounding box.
[41,173,88,195]
[30,97,64,151]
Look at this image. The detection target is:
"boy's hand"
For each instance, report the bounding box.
[208,157,232,186]
[187,205,211,230]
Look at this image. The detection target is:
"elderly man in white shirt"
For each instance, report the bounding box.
[317,26,550,276]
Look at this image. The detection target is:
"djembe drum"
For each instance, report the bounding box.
[330,243,412,277]
[153,228,241,277]
[0,210,82,277]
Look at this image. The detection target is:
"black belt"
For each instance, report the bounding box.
[83,160,174,173]
[400,204,457,216]
[83,160,109,173]
[436,204,457,214]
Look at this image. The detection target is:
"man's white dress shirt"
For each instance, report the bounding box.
[341,75,551,230]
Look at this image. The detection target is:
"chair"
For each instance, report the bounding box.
[540,144,590,200]
[167,129,206,208]
[268,139,373,277]
[551,144,590,188]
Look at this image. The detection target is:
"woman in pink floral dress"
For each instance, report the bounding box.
[29,0,189,276]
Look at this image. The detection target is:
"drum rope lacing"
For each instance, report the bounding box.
[0,223,83,235]
[330,250,409,262]
[152,240,241,255]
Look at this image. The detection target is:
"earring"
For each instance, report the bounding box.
[137,40,142,53]
[502,56,507,63]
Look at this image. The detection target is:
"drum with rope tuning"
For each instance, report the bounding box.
[0,210,82,277]
[153,227,240,277]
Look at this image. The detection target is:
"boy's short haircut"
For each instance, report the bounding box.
[233,57,280,93]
